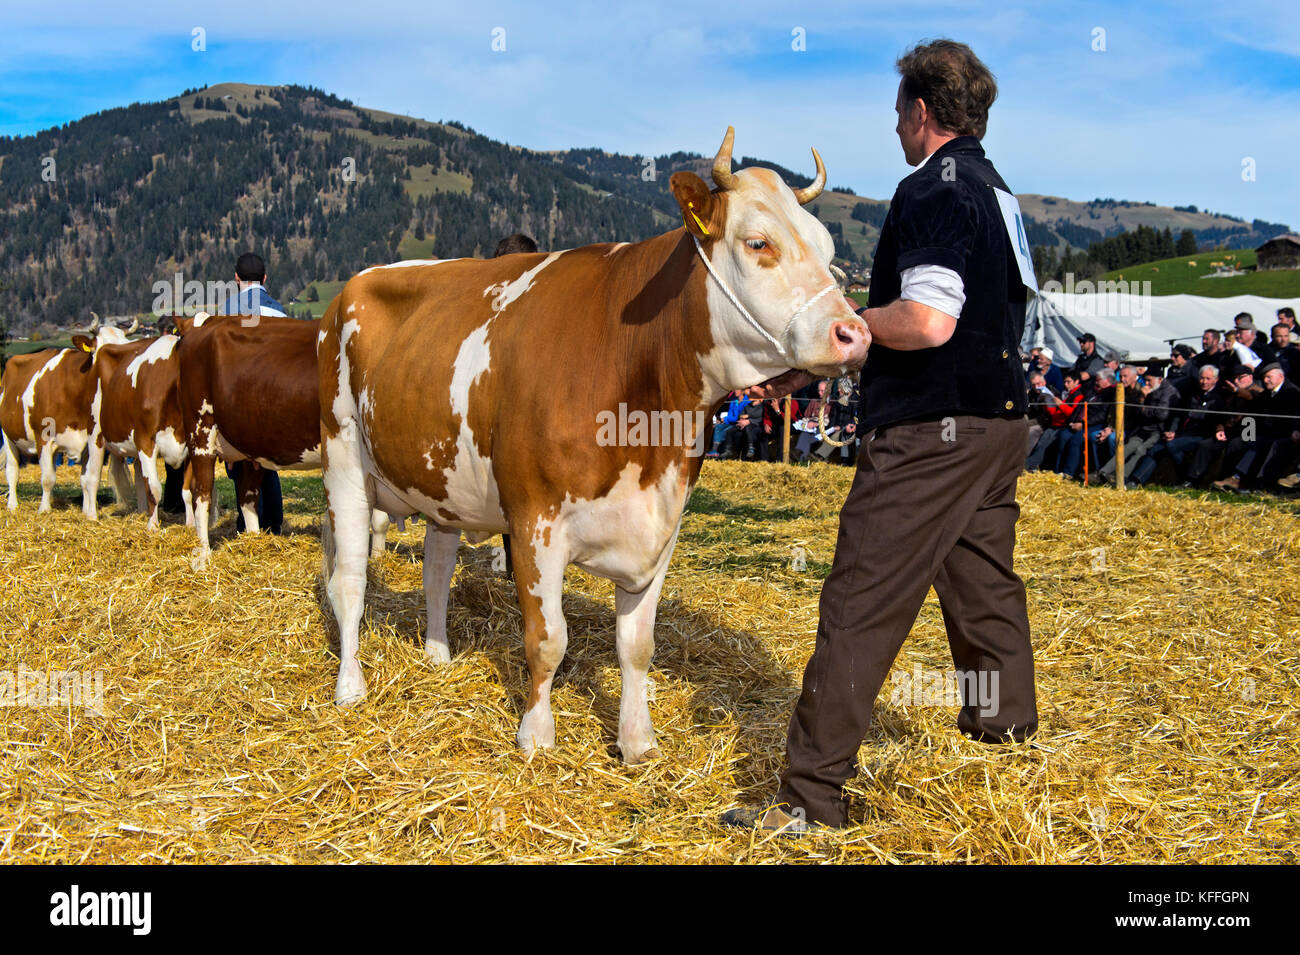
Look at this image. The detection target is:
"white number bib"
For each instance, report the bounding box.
[992,187,1038,292]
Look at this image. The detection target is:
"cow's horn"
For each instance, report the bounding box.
[127,316,139,335]
[792,147,826,205]
[89,311,101,333]
[712,126,738,191]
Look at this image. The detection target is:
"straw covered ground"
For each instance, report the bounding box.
[0,459,1296,863]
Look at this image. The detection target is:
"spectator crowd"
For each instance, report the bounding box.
[711,306,1300,497]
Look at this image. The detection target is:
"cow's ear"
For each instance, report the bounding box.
[71,335,93,353]
[670,171,724,240]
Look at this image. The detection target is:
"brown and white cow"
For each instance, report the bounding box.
[319,128,870,764]
[178,314,389,562]
[1,317,136,516]
[87,331,194,530]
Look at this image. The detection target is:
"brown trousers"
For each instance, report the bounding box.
[777,414,1038,827]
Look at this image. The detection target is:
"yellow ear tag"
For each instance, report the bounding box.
[687,201,710,236]
[80,342,92,352]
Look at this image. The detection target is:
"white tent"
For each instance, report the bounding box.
[1021,291,1300,364]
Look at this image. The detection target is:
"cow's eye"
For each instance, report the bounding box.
[746,238,767,251]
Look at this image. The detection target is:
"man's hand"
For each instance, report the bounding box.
[1097,426,1113,440]
[1215,428,1226,441]
[743,370,814,400]
[1070,422,1083,431]
[1163,430,1176,442]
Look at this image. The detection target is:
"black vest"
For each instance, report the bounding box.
[861,136,1029,431]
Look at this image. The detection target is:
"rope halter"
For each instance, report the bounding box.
[690,234,839,368]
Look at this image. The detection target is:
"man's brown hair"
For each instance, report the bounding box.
[896,39,997,139]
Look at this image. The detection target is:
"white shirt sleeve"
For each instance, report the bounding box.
[899,264,965,319]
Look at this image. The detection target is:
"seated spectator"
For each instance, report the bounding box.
[1025,346,1064,393]
[1271,323,1300,386]
[1053,368,1115,478]
[1194,329,1229,373]
[1131,364,1224,486]
[1211,363,1300,492]
[1231,323,1269,371]
[1184,365,1258,488]
[1166,345,1196,387]
[1100,368,1178,484]
[1027,370,1082,471]
[1277,307,1299,345]
[1071,333,1106,383]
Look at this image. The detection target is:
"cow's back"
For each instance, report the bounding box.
[1,351,58,445]
[180,317,323,466]
[324,241,712,523]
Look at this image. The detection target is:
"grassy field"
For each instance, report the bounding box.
[0,461,1295,863]
[3,338,73,357]
[1099,250,1300,298]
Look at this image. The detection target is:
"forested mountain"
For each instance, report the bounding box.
[0,81,1291,334]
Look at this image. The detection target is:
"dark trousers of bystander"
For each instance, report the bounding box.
[777,414,1039,828]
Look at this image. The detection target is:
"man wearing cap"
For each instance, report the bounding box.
[1166,345,1197,388]
[723,38,1037,833]
[1231,322,1272,372]
[1071,333,1105,382]
[1211,363,1300,492]
[1100,368,1177,485]
[1026,346,1063,393]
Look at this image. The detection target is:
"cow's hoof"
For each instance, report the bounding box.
[620,744,663,767]
[516,713,556,753]
[424,641,452,664]
[334,671,367,706]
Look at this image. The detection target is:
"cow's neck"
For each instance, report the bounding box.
[606,228,768,414]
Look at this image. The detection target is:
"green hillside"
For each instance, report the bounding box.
[1099,250,1300,297]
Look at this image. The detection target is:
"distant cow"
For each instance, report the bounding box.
[87,331,194,529]
[177,314,388,562]
[319,127,869,764]
[1,316,136,516]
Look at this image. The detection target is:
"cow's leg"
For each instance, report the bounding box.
[191,451,217,565]
[108,454,133,511]
[422,522,461,663]
[37,442,55,513]
[181,459,195,527]
[4,438,19,511]
[323,423,374,705]
[613,525,679,766]
[235,461,262,534]
[134,458,148,513]
[512,523,569,753]
[138,450,164,531]
[370,509,390,558]
[81,437,105,520]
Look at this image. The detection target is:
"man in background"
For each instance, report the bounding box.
[223,252,292,534]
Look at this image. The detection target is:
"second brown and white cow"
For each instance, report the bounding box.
[177,314,389,562]
[319,128,870,764]
[87,331,194,529]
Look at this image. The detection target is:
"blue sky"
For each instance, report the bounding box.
[3,0,1297,226]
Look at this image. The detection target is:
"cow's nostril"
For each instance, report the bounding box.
[836,327,854,345]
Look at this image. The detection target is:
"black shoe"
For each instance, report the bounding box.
[720,802,824,836]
